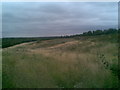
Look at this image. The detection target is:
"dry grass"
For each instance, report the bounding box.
[2,35,118,88]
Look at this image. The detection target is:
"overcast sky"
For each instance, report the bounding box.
[2,2,118,37]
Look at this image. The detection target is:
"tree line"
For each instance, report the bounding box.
[82,28,118,36]
[61,28,118,38]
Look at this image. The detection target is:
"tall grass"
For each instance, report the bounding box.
[2,34,118,88]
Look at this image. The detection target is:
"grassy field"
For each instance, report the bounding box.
[2,33,119,88]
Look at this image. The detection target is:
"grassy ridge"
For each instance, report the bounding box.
[2,33,119,88]
[2,37,60,48]
[2,29,118,48]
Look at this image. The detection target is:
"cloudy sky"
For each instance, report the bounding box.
[2,2,118,37]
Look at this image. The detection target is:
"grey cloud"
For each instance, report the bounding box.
[2,2,118,37]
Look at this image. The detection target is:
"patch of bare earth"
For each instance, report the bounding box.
[48,41,79,49]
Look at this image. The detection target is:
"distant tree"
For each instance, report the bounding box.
[93,30,103,35]
[87,31,93,36]
[118,28,120,33]
[83,32,88,36]
[103,28,117,34]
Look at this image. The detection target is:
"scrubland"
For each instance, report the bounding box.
[2,34,119,88]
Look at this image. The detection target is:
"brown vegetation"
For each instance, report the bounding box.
[2,34,118,88]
